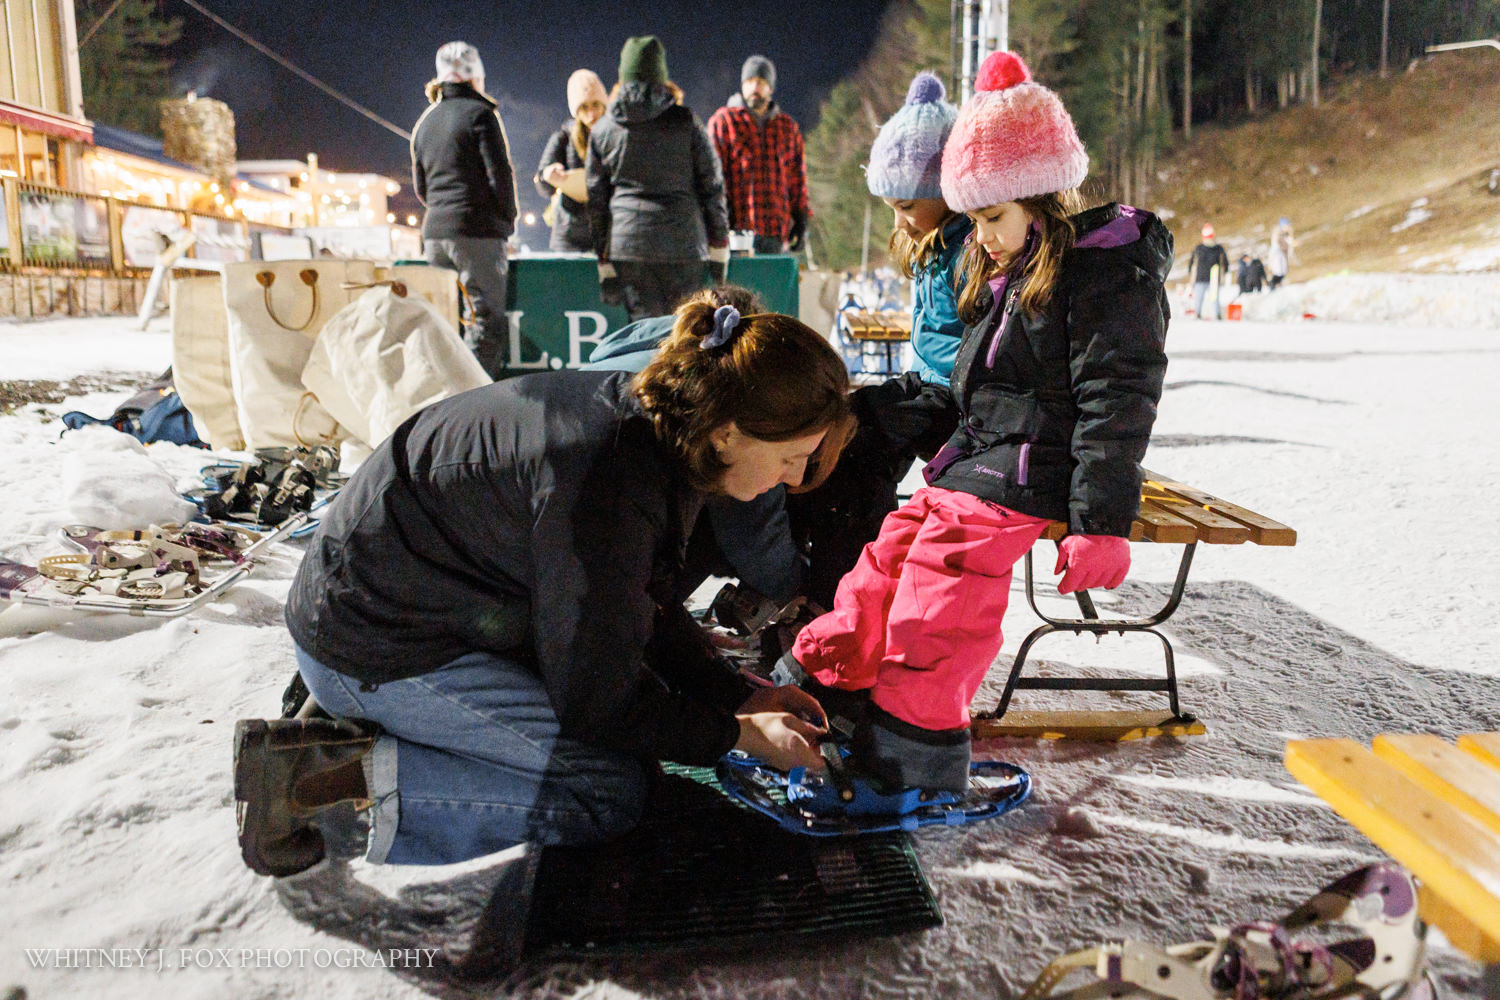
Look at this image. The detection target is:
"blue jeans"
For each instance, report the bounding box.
[296,646,647,866]
[1193,281,1220,320]
[423,237,509,378]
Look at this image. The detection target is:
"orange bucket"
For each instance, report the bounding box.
[1227,302,1243,321]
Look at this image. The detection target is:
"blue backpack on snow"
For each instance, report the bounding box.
[62,368,207,448]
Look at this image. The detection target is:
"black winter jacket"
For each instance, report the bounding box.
[585,81,729,262]
[284,371,751,765]
[534,121,591,252]
[410,82,518,240]
[921,203,1173,536]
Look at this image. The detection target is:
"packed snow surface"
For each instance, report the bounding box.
[2,274,1498,999]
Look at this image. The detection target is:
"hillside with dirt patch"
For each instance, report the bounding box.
[1149,48,1500,280]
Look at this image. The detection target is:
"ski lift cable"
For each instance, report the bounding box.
[175,0,412,142]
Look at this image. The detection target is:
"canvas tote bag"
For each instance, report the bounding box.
[300,282,491,449]
[220,259,376,450]
[169,274,245,451]
[375,263,461,333]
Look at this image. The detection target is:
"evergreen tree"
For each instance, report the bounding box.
[77,0,183,136]
[804,0,952,269]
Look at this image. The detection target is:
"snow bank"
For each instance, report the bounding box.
[1234,272,1500,329]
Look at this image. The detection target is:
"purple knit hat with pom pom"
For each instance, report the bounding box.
[866,71,958,201]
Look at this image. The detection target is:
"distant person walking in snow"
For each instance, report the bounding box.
[1237,253,1266,295]
[588,36,731,321]
[534,69,608,253]
[411,42,518,378]
[707,55,811,255]
[1190,223,1230,319]
[1267,216,1295,290]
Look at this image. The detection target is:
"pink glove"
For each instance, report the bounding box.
[1054,534,1131,594]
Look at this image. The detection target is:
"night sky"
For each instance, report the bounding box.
[165,0,895,224]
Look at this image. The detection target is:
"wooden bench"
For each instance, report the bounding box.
[971,469,1296,740]
[1285,733,1500,993]
[839,309,911,376]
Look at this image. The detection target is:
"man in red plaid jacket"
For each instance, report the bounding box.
[707,55,810,256]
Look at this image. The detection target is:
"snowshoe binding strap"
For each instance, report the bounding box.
[718,748,1030,837]
[1017,862,1436,1000]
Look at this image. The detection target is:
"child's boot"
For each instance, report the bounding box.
[850,704,971,794]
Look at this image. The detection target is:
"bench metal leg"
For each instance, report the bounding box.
[985,541,1197,721]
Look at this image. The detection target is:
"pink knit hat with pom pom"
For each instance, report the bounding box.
[940,51,1088,212]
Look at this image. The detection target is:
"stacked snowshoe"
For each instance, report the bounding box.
[1,521,263,607]
[717,739,1031,837]
[195,446,341,528]
[1019,861,1438,1000]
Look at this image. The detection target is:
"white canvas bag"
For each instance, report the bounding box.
[300,283,491,449]
[169,274,245,451]
[220,259,376,449]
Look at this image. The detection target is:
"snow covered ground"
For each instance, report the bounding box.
[2,274,1499,1000]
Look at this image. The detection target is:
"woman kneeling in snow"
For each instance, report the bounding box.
[233,301,853,877]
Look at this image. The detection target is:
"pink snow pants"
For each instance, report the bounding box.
[792,486,1051,731]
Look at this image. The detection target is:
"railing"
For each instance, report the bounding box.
[0,176,292,274]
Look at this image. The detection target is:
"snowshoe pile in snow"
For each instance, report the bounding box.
[193,445,341,527]
[17,522,258,599]
[1018,861,1438,1000]
[716,742,1031,837]
[0,517,304,614]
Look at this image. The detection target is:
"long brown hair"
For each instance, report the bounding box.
[634,298,855,495]
[570,117,591,158]
[955,189,1085,324]
[887,211,960,280]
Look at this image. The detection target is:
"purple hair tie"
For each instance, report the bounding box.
[702,305,741,350]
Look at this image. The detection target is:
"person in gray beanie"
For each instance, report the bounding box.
[707,54,810,255]
[411,41,517,377]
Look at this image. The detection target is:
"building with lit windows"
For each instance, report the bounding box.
[0,0,89,186]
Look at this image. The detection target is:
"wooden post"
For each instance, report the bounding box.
[3,176,21,269]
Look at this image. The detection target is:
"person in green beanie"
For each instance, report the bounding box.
[587,36,731,321]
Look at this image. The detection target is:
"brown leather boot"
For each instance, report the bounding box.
[233,717,379,877]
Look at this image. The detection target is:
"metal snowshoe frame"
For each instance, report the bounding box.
[1,510,313,618]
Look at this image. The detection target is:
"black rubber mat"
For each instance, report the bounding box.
[521,763,942,957]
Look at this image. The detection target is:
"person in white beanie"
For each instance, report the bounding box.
[534,69,608,252]
[411,41,517,378]
[777,51,1174,801]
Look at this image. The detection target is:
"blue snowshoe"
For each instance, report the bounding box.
[716,742,1031,837]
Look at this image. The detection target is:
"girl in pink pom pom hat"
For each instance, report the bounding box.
[780,51,1175,796]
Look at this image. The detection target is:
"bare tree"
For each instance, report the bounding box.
[1311,0,1322,106]
[1182,0,1192,138]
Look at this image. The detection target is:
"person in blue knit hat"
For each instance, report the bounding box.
[865,70,971,386]
[781,71,975,611]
